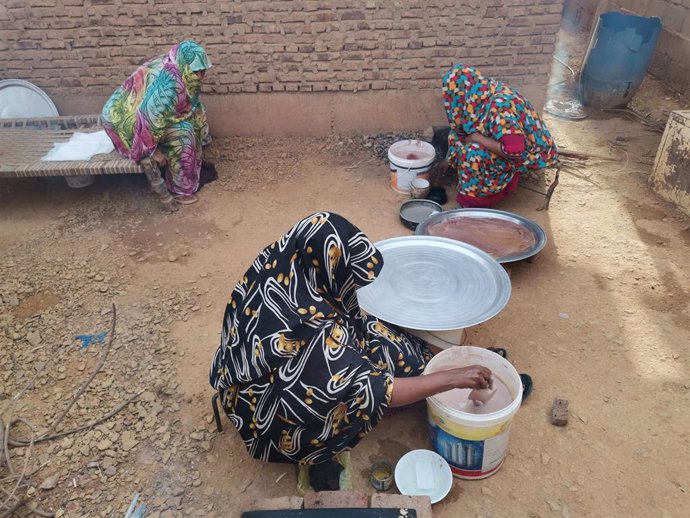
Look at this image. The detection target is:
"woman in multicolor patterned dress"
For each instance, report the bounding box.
[101,41,211,205]
[439,64,559,208]
[209,212,492,492]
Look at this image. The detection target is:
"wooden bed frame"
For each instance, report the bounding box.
[0,115,177,211]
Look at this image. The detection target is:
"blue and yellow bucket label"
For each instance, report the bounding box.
[428,404,514,479]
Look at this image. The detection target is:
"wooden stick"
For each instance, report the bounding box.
[559,150,619,162]
[10,390,143,447]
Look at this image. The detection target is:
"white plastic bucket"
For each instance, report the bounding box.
[424,346,523,479]
[406,328,467,350]
[65,175,95,188]
[388,140,435,194]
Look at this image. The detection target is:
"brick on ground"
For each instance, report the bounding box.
[246,496,304,511]
[370,494,433,518]
[303,491,368,509]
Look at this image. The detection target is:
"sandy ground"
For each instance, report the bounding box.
[2,28,690,518]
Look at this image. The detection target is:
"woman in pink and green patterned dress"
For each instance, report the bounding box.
[101,41,211,204]
[439,65,559,208]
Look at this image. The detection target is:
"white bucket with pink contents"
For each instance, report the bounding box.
[388,140,435,194]
[424,346,523,479]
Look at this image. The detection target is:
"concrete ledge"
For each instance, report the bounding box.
[51,82,547,138]
[246,496,304,511]
[303,491,369,509]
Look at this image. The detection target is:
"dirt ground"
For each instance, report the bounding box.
[2,27,690,518]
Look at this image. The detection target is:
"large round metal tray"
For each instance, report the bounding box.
[0,79,59,119]
[416,208,547,263]
[356,236,511,331]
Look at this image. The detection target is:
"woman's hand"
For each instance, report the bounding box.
[464,133,482,145]
[152,149,167,166]
[464,133,513,160]
[443,365,493,390]
[389,364,493,407]
[437,159,450,176]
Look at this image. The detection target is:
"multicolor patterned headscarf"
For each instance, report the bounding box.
[209,213,434,464]
[443,65,499,136]
[101,40,211,161]
[442,64,559,169]
[174,40,212,99]
[211,212,384,387]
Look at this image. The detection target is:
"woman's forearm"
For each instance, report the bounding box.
[389,365,492,408]
[467,133,507,158]
[390,371,455,407]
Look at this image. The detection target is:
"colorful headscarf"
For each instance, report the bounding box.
[442,64,559,167]
[101,40,210,161]
[210,212,384,387]
[442,65,499,136]
[173,40,212,99]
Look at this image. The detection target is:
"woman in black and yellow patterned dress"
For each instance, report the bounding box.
[209,212,491,491]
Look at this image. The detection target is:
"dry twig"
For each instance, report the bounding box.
[10,390,144,447]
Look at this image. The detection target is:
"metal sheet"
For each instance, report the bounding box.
[0,79,59,119]
[415,208,547,263]
[357,236,511,331]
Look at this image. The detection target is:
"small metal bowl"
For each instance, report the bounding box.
[399,199,443,230]
[370,460,394,491]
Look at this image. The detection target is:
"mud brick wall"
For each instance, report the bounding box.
[564,0,690,96]
[0,0,565,136]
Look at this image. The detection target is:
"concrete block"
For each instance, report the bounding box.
[370,494,433,518]
[650,110,690,217]
[246,496,304,511]
[303,491,369,509]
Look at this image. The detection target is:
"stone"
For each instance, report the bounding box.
[546,500,560,512]
[551,398,568,426]
[247,496,304,511]
[304,491,368,509]
[96,439,113,451]
[121,431,139,451]
[166,496,182,508]
[39,474,59,490]
[27,330,42,346]
[541,453,551,465]
[371,494,432,518]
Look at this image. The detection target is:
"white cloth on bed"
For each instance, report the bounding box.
[41,130,115,161]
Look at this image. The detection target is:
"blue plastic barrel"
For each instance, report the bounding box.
[579,12,662,109]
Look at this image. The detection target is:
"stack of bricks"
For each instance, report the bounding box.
[1,0,564,98]
[248,491,432,518]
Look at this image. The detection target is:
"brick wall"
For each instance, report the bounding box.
[564,0,690,96]
[0,0,565,135]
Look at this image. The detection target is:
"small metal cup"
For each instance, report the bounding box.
[369,460,394,491]
[409,178,430,199]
